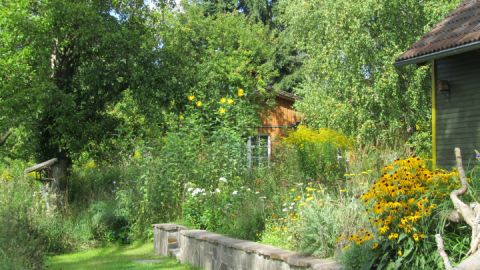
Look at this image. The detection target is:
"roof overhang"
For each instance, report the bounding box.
[394,41,480,67]
[276,90,301,102]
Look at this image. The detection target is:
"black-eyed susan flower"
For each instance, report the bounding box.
[237,88,245,97]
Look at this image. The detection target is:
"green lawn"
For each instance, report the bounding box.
[45,243,198,270]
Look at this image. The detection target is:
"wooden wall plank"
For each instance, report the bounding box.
[435,50,480,168]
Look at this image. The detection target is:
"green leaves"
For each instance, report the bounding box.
[277,0,461,150]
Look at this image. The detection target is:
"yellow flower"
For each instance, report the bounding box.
[1,170,12,181]
[196,101,202,107]
[133,150,142,160]
[227,98,234,105]
[336,234,345,243]
[372,243,379,249]
[219,97,227,104]
[237,88,245,97]
[84,159,96,169]
[379,226,388,235]
[412,233,420,242]
[218,108,226,114]
[306,196,314,202]
[398,250,403,256]
[388,233,399,240]
[188,95,195,101]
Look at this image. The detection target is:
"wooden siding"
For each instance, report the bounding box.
[435,50,480,168]
[258,96,300,144]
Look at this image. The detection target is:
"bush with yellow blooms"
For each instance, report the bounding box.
[341,157,460,269]
[284,126,351,184]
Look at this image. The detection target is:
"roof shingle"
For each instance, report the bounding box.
[396,0,480,65]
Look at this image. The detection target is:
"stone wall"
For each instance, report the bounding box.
[153,223,343,270]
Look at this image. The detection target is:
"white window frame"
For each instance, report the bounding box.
[247,135,271,168]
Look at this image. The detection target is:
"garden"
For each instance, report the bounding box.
[0,0,476,269]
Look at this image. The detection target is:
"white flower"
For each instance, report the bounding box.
[282,208,288,212]
[290,202,295,206]
[187,187,193,192]
[191,188,205,196]
[215,188,221,193]
[246,188,251,192]
[232,190,238,195]
[255,191,260,194]
[219,177,227,183]
[259,196,267,200]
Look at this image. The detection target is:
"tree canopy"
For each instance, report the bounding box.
[0,0,465,161]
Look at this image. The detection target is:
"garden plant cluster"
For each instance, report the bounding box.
[0,1,474,270]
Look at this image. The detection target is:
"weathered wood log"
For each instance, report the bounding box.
[435,234,453,270]
[436,148,480,270]
[0,129,11,146]
[24,158,58,174]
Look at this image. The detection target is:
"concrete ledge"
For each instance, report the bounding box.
[153,223,188,256]
[153,223,188,231]
[154,223,343,270]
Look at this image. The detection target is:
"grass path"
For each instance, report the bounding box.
[45,242,198,270]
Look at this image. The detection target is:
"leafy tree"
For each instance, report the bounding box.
[1,0,153,164]
[0,0,51,158]
[277,0,461,151]
[193,0,277,25]
[133,3,277,132]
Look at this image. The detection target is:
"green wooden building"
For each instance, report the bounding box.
[395,0,480,169]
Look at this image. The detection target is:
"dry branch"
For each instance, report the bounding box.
[436,148,480,270]
[435,234,453,270]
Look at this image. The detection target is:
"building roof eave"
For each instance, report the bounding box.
[395,41,480,67]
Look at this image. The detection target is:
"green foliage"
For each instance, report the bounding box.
[0,0,155,162]
[182,180,266,240]
[341,158,460,269]
[1,1,475,269]
[297,192,368,258]
[261,183,369,258]
[89,201,130,244]
[135,4,276,127]
[0,159,91,269]
[339,242,378,270]
[284,126,350,183]
[277,0,461,148]
[195,0,277,24]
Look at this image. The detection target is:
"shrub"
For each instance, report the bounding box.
[182,179,266,240]
[261,183,369,257]
[89,201,130,244]
[0,159,100,269]
[284,126,350,183]
[342,157,459,269]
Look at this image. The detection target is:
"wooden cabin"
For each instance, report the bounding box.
[395,0,480,168]
[247,91,301,167]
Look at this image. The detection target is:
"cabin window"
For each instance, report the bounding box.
[247,135,271,168]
